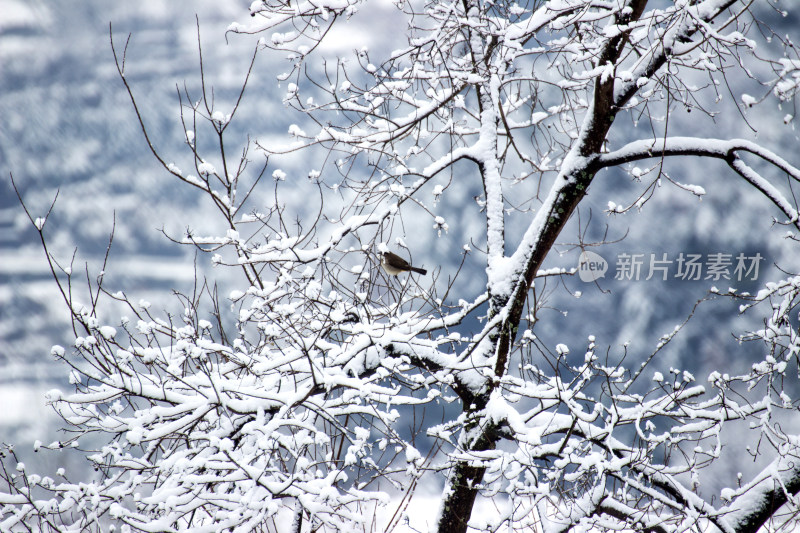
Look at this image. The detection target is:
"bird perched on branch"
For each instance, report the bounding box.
[380,251,427,276]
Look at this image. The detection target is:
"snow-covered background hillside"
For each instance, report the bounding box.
[0,0,254,444]
[2,0,799,484]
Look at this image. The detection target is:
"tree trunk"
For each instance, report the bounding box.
[436,420,498,533]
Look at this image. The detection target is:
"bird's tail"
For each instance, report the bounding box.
[411,266,427,275]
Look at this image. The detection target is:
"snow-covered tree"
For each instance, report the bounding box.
[4,1,800,531]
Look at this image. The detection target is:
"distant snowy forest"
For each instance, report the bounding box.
[2,0,800,531]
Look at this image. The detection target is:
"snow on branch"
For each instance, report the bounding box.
[598,137,800,224]
[6,1,800,532]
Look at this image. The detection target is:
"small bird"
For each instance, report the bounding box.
[380,251,427,276]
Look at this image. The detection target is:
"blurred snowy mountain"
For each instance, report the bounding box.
[1,0,799,462]
[0,0,264,442]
